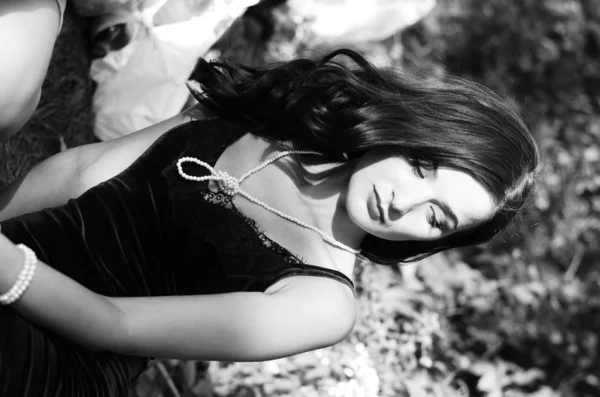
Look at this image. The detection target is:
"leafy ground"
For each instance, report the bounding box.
[1,1,598,397]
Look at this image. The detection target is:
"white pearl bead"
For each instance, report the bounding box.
[0,244,38,306]
[176,151,360,255]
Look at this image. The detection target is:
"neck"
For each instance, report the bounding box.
[299,161,367,251]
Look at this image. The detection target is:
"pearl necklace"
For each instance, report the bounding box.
[176,150,361,255]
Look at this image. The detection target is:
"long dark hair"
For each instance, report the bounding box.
[187,49,540,264]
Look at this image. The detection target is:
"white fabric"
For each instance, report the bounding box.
[90,0,259,141]
[287,0,437,44]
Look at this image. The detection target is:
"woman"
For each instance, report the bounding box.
[0,49,539,396]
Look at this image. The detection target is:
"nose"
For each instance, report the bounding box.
[388,187,432,220]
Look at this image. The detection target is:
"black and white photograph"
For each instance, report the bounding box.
[0,1,597,396]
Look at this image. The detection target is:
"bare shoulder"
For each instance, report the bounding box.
[266,275,357,337]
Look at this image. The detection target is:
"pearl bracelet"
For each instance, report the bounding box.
[0,244,37,305]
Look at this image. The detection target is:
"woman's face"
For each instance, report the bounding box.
[345,148,496,241]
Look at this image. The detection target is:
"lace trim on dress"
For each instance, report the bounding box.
[178,118,353,289]
[201,189,306,266]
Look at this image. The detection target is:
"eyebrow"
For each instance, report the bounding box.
[431,199,459,230]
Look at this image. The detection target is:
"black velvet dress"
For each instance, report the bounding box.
[0,118,354,397]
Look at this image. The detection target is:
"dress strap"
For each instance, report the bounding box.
[264,264,355,293]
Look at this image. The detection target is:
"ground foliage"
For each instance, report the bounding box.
[1,1,599,397]
[397,1,600,396]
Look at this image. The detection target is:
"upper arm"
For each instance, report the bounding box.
[0,104,209,221]
[76,104,211,193]
[110,277,356,361]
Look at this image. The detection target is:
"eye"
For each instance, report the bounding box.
[411,158,438,179]
[411,158,425,178]
[427,205,442,230]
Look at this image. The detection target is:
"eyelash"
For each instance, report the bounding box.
[428,205,442,230]
[411,158,438,179]
[411,158,425,178]
[411,158,443,230]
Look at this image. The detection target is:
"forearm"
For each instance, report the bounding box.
[0,0,64,139]
[0,89,41,139]
[0,233,127,352]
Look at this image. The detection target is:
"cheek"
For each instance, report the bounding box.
[345,180,368,225]
[382,211,441,241]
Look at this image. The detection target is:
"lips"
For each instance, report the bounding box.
[369,185,386,224]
